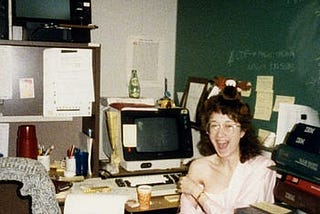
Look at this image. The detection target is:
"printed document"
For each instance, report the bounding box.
[0,123,9,157]
[43,48,94,117]
[0,46,13,99]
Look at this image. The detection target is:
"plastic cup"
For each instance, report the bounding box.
[17,125,38,159]
[137,185,152,210]
[75,151,89,176]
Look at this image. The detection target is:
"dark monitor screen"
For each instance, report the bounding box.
[135,117,179,152]
[15,0,70,20]
[13,0,71,25]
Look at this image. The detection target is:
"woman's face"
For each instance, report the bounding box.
[207,112,245,159]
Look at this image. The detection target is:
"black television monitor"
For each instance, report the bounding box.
[12,0,91,26]
[118,107,193,171]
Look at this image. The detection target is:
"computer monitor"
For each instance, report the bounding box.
[101,107,193,172]
[12,0,91,26]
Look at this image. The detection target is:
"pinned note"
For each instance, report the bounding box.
[123,124,137,147]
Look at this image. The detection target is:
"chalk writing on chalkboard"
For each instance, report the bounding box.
[227,50,296,74]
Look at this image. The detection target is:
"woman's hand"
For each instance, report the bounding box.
[178,175,204,199]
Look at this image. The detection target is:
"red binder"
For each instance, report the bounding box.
[274,180,320,214]
[284,174,320,197]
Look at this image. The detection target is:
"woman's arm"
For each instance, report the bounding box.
[179,187,235,214]
[178,175,235,214]
[178,175,203,208]
[179,193,202,214]
[197,192,235,214]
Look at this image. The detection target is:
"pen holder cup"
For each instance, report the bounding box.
[75,151,89,176]
[64,157,76,177]
[37,155,50,171]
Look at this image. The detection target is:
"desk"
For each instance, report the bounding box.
[54,166,186,213]
[56,180,181,214]
[58,192,180,214]
[58,194,179,214]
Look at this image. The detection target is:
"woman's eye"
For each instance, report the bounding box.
[210,124,220,129]
[225,124,234,129]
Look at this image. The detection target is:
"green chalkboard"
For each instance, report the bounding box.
[175,0,320,132]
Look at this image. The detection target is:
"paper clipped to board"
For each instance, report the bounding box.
[43,48,94,117]
[0,46,13,99]
[0,123,9,157]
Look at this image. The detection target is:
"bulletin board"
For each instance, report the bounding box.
[0,41,99,118]
[174,0,320,132]
[0,45,44,116]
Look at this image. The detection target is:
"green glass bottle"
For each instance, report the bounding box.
[128,70,140,98]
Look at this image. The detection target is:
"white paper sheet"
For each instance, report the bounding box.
[0,46,13,99]
[275,103,320,145]
[127,37,163,88]
[273,95,295,112]
[254,76,274,121]
[123,124,137,147]
[254,91,273,121]
[186,82,206,122]
[43,48,94,117]
[256,75,274,92]
[0,123,9,157]
[64,193,128,214]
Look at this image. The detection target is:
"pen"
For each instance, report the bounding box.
[67,145,75,158]
[38,144,43,155]
[44,145,54,156]
[70,145,75,156]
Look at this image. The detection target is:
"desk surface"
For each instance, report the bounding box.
[57,191,180,213]
[125,195,180,213]
[53,166,185,213]
[56,179,181,213]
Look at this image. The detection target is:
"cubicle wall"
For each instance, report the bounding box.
[1,46,43,116]
[0,40,101,175]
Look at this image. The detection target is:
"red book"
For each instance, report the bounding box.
[274,180,320,214]
[284,174,320,197]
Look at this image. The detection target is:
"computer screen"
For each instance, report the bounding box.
[135,117,179,153]
[12,0,92,26]
[13,0,71,25]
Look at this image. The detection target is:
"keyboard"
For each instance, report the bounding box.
[114,172,182,187]
[71,172,184,200]
[113,172,183,197]
[150,183,179,196]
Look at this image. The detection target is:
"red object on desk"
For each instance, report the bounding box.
[16,125,38,159]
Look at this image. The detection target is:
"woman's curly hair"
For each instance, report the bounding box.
[197,85,262,163]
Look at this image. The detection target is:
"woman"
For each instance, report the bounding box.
[178,82,276,214]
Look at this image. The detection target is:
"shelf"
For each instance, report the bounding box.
[0,116,73,123]
[58,24,98,30]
